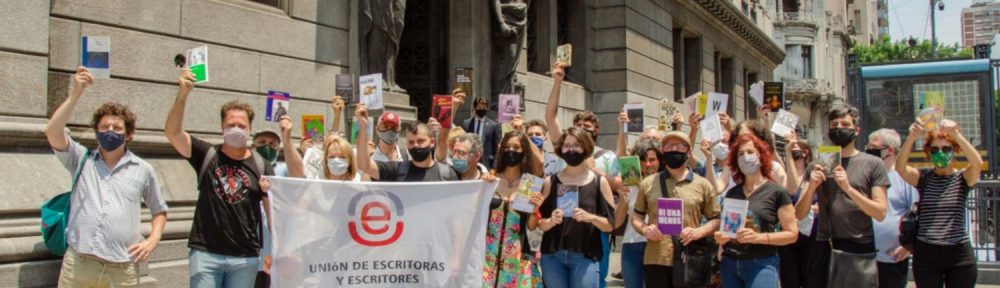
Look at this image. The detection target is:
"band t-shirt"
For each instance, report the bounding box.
[187,136,274,257]
[722,182,792,260]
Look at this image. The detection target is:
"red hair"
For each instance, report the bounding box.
[728,134,774,184]
[922,130,962,157]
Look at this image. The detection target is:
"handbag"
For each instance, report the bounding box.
[658,172,716,287]
[827,248,878,288]
[40,150,90,256]
[898,203,918,252]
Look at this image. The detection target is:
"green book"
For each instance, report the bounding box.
[618,156,642,186]
[186,46,209,83]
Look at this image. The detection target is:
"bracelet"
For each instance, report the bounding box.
[765,234,770,245]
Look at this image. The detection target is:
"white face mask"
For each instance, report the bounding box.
[327,157,350,176]
[712,142,730,161]
[223,127,249,149]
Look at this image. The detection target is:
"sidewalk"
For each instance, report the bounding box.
[603,250,1000,288]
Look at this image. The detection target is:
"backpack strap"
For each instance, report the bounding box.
[437,161,456,181]
[198,145,219,184]
[658,171,676,199]
[70,150,92,194]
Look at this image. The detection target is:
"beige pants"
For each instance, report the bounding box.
[58,248,138,287]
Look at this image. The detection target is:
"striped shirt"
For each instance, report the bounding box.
[916,168,970,245]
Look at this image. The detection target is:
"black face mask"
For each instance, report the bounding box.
[475,109,487,118]
[791,150,805,161]
[661,151,688,169]
[408,145,434,162]
[503,151,524,167]
[560,151,587,167]
[828,128,857,148]
[865,148,887,159]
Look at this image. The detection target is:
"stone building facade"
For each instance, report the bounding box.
[0,1,780,286]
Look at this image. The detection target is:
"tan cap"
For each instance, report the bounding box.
[662,131,691,147]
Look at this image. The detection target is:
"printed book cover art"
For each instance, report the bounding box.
[265,90,290,122]
[512,174,544,213]
[657,198,683,236]
[81,36,110,79]
[556,185,579,218]
[815,146,842,177]
[301,114,325,141]
[618,156,642,186]
[721,198,749,238]
[623,103,644,133]
[432,94,453,129]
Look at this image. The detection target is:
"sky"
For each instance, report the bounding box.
[889,0,973,46]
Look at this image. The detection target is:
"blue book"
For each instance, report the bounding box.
[81,36,110,78]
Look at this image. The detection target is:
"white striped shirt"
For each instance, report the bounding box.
[916,169,970,245]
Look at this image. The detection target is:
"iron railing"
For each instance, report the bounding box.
[969,174,1000,262]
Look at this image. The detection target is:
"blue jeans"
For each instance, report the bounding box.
[189,249,260,288]
[621,242,646,288]
[600,232,610,287]
[541,250,600,288]
[720,255,780,288]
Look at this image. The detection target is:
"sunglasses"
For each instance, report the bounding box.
[928,146,953,154]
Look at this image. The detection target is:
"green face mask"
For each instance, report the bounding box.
[930,151,952,168]
[256,146,278,163]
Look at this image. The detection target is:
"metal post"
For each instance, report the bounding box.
[931,0,938,58]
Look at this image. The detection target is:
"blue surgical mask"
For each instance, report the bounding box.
[530,136,545,150]
[451,158,470,173]
[96,130,126,151]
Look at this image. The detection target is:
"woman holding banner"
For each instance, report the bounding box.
[713,134,798,288]
[483,131,544,287]
[537,127,616,288]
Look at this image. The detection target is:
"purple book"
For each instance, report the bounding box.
[657,198,683,236]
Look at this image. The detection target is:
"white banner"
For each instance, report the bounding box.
[267,177,495,287]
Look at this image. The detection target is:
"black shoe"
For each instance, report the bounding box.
[611,272,623,280]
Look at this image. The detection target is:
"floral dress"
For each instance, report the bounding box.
[483,198,534,288]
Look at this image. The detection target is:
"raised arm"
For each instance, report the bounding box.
[46,67,93,151]
[278,116,304,177]
[784,133,802,195]
[616,110,629,157]
[354,104,380,179]
[796,165,825,220]
[896,120,924,186]
[545,63,566,143]
[164,69,196,158]
[331,95,345,134]
[435,89,465,162]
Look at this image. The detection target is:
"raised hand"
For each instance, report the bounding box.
[552,62,565,82]
[179,68,196,96]
[279,115,293,137]
[618,109,628,125]
[331,95,345,112]
[355,104,369,125]
[908,118,926,139]
[71,66,94,95]
[939,119,959,138]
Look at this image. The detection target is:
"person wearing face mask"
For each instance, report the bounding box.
[166,69,275,288]
[713,134,799,288]
[48,67,169,287]
[778,132,817,288]
[863,129,918,288]
[462,96,501,169]
[484,131,545,287]
[447,133,489,180]
[545,64,622,287]
[372,111,409,163]
[631,132,720,287]
[249,128,290,288]
[896,119,981,288]
[355,90,460,182]
[608,138,661,287]
[698,129,733,196]
[526,120,565,177]
[537,127,617,288]
[796,105,889,288]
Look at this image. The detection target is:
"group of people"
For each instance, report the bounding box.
[49,62,982,288]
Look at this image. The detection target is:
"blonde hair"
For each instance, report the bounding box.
[323,137,356,180]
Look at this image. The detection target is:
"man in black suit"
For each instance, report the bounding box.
[462,97,500,169]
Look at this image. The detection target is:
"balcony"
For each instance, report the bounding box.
[783,78,832,102]
[776,12,819,34]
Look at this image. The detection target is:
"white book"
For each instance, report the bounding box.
[705,92,729,117]
[700,113,723,143]
[359,73,384,110]
[82,36,110,79]
[770,109,799,137]
[749,81,765,106]
[721,198,749,238]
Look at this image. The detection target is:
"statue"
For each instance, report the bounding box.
[361,0,406,92]
[491,0,530,98]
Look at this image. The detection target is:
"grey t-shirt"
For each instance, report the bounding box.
[816,152,890,242]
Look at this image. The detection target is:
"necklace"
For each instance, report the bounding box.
[502,175,520,189]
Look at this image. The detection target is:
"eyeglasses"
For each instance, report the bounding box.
[451,149,472,158]
[928,146,953,154]
[661,143,689,151]
[562,143,583,150]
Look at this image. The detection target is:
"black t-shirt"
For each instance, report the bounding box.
[539,174,615,261]
[375,161,458,182]
[722,182,792,260]
[187,136,274,257]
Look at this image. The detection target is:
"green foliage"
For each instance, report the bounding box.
[851,36,974,64]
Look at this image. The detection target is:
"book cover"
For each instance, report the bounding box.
[265,90,290,122]
[618,156,642,186]
[501,123,514,136]
[432,94,453,129]
[706,92,729,117]
[557,185,579,218]
[557,44,573,67]
[81,36,110,79]
[764,82,784,111]
[359,73,383,110]
[683,92,700,116]
[748,81,765,107]
[657,198,684,236]
[659,100,682,131]
[696,93,708,116]
[499,94,520,123]
[455,67,474,96]
[301,114,325,141]
[920,91,944,110]
[816,146,842,177]
[917,106,944,131]
[623,102,644,133]
[512,173,545,213]
[336,74,355,104]
[721,198,749,238]
[700,113,723,143]
[770,109,799,137]
[186,46,209,83]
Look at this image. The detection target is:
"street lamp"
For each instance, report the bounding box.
[931,0,944,57]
